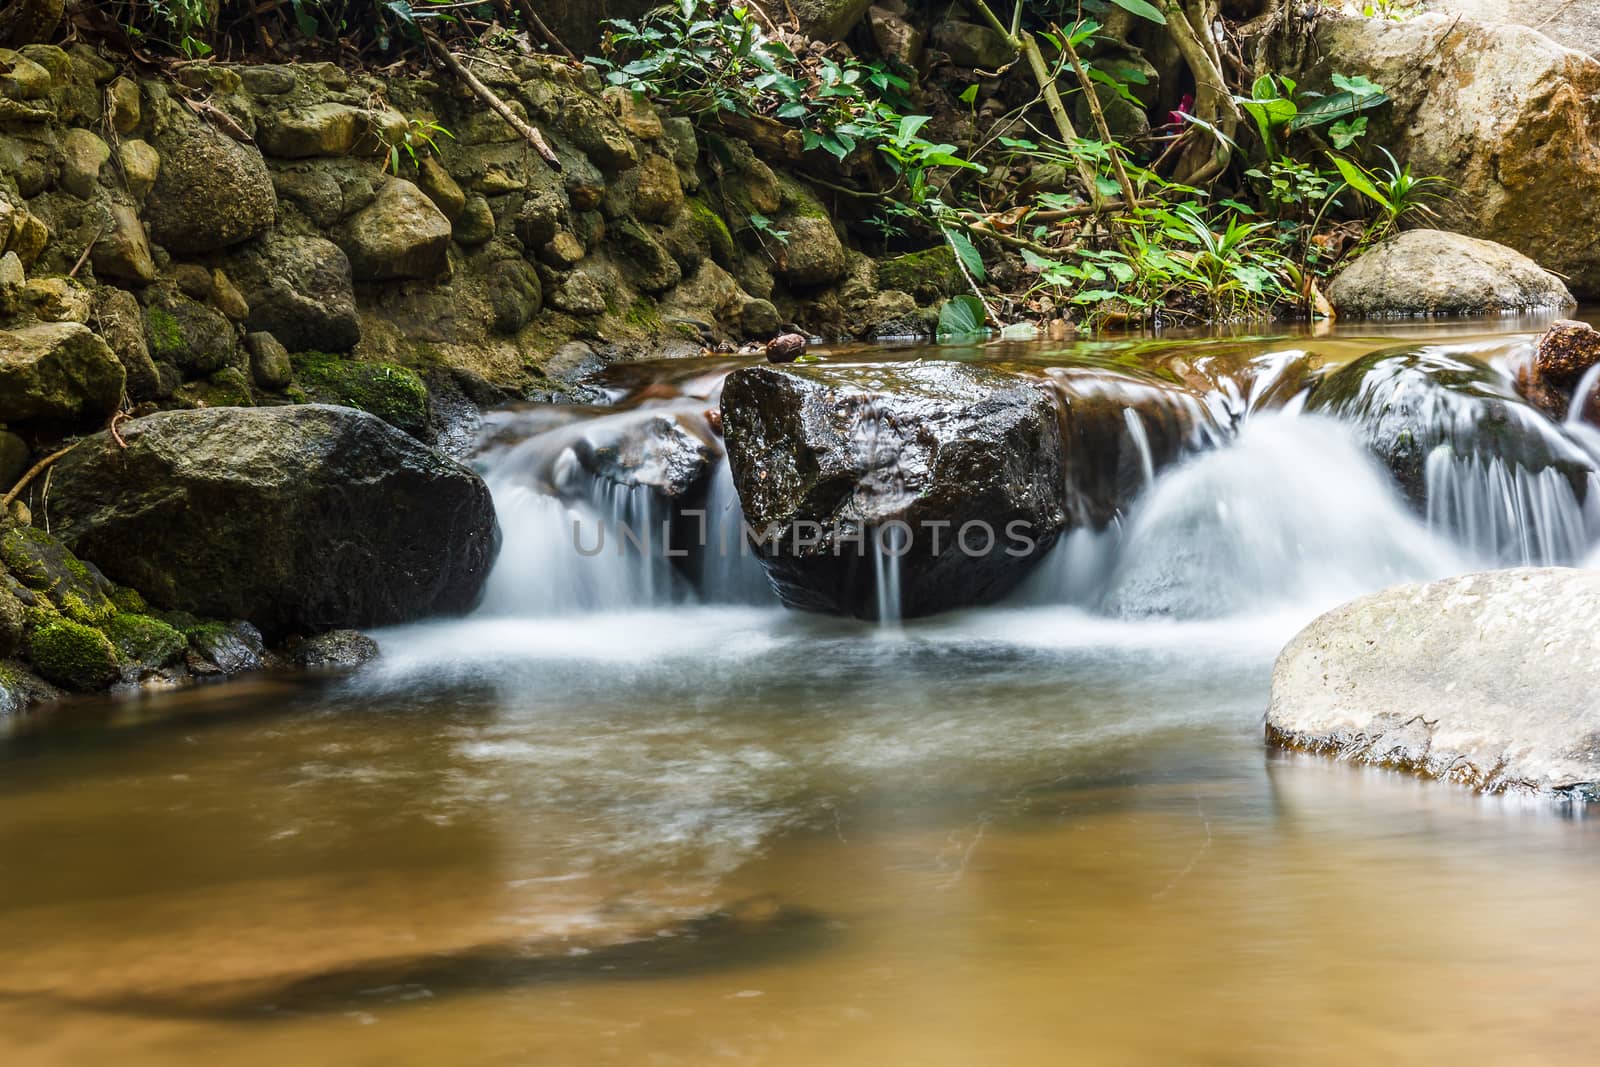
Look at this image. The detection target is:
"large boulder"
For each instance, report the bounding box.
[1268,568,1600,796]
[720,361,1067,618]
[45,405,498,637]
[144,109,276,255]
[1300,14,1600,296]
[0,321,124,422]
[338,177,452,281]
[223,234,360,352]
[1328,230,1574,318]
[1426,0,1600,55]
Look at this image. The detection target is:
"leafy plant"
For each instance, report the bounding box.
[378,115,454,175]
[937,295,988,339]
[1330,146,1449,236]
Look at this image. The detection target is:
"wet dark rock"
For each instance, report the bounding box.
[568,410,715,498]
[720,361,1067,618]
[1269,568,1600,796]
[45,405,499,638]
[290,629,379,670]
[0,659,61,716]
[185,619,266,674]
[1307,347,1593,508]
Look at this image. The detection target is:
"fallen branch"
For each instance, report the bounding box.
[511,0,578,62]
[2,444,76,511]
[1061,34,1139,215]
[422,28,561,171]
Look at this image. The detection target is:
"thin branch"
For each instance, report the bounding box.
[1061,32,1138,216]
[2,445,75,510]
[422,28,561,171]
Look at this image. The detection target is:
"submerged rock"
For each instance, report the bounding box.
[1327,229,1573,318]
[45,405,499,638]
[1268,569,1600,796]
[720,361,1067,618]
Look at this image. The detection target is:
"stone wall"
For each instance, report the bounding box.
[0,44,932,462]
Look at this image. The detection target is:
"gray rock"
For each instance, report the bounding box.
[59,128,108,199]
[0,320,124,422]
[1268,568,1600,796]
[549,271,606,316]
[453,194,496,246]
[90,202,156,285]
[145,108,276,254]
[189,620,266,674]
[258,102,367,159]
[1328,229,1574,317]
[790,0,873,39]
[143,293,240,376]
[47,405,499,637]
[931,19,1014,69]
[338,177,451,281]
[486,259,542,335]
[225,234,360,352]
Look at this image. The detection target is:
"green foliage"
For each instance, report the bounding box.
[1235,73,1387,158]
[1330,147,1449,236]
[937,295,988,339]
[379,116,454,176]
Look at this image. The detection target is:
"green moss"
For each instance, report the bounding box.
[28,618,118,691]
[688,197,735,265]
[878,246,964,303]
[58,589,114,626]
[145,306,183,362]
[291,352,429,437]
[776,174,828,219]
[624,297,661,331]
[104,613,187,667]
[174,367,254,410]
[110,586,147,614]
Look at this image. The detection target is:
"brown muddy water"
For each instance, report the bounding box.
[4,315,1600,1065]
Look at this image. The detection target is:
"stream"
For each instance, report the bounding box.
[5,314,1600,1064]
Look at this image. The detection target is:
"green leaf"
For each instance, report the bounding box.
[1109,0,1166,24]
[944,228,987,282]
[959,84,979,105]
[1331,72,1384,97]
[1329,116,1367,149]
[1330,155,1391,212]
[1289,89,1387,130]
[937,295,987,338]
[896,114,932,145]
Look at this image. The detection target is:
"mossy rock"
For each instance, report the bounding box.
[104,612,187,667]
[878,246,965,305]
[173,366,255,409]
[0,524,116,624]
[291,353,429,438]
[28,617,119,691]
[143,295,241,376]
[686,197,736,268]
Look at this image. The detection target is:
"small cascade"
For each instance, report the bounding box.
[873,523,906,627]
[1423,450,1598,566]
[1122,408,1156,490]
[698,457,775,605]
[1567,363,1600,429]
[1095,415,1465,618]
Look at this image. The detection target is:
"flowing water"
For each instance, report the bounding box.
[6,315,1600,1065]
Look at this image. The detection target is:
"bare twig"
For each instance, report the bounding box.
[1061,33,1139,216]
[2,445,75,511]
[510,0,577,62]
[422,29,562,171]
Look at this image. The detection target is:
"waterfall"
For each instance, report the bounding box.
[698,457,774,605]
[1423,451,1598,566]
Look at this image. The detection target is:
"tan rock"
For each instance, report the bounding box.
[91,203,157,285]
[604,86,663,140]
[118,139,161,203]
[211,269,250,321]
[416,156,466,222]
[632,153,684,224]
[60,128,110,200]
[540,231,585,268]
[24,277,92,324]
[0,49,51,101]
[259,102,366,159]
[107,75,141,133]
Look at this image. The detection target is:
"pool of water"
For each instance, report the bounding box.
[4,317,1600,1065]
